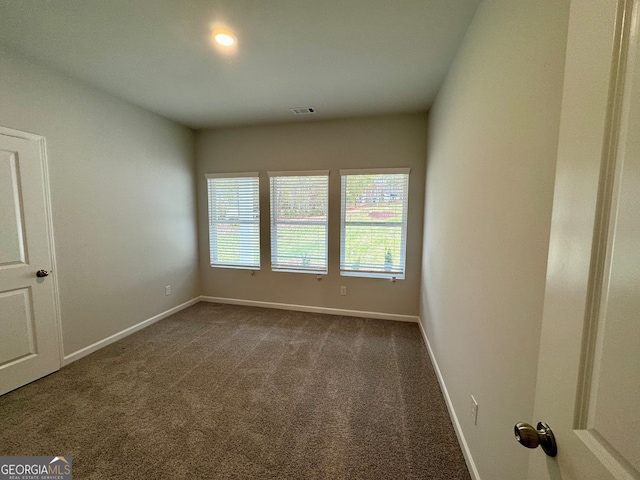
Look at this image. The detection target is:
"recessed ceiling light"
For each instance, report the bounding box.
[212,29,237,47]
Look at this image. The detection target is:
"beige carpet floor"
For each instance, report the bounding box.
[0,302,470,479]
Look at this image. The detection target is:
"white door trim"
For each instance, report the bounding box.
[0,125,64,366]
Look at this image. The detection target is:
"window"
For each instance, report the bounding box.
[206,172,260,269]
[269,171,329,274]
[340,168,410,279]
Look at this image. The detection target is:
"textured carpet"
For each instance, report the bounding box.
[0,303,470,479]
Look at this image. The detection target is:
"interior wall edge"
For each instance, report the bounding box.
[200,296,419,323]
[62,296,421,368]
[417,317,481,480]
[62,297,200,366]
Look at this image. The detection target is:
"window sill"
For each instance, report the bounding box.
[340,271,404,280]
[272,268,327,275]
[210,264,260,271]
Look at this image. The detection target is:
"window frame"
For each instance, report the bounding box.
[339,168,410,279]
[205,172,261,270]
[268,170,329,275]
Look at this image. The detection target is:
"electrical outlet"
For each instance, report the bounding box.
[340,286,347,296]
[470,395,478,426]
[165,285,171,296]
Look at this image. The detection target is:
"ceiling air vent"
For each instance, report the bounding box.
[290,107,316,115]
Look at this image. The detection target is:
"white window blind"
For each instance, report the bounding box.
[340,168,410,279]
[206,172,260,269]
[269,171,329,274]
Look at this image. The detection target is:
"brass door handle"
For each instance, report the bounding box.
[514,422,557,457]
[36,269,49,277]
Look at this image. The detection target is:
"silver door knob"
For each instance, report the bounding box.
[514,422,557,457]
[36,269,49,277]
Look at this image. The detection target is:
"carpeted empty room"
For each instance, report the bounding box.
[0,303,469,479]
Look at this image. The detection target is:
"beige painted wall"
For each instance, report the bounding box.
[421,1,569,478]
[197,114,426,316]
[0,48,200,356]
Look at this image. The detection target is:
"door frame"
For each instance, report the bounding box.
[0,125,64,368]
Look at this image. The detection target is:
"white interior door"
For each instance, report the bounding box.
[527,0,640,478]
[0,128,61,396]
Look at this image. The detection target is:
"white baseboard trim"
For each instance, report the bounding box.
[417,318,481,480]
[63,297,200,366]
[199,296,419,323]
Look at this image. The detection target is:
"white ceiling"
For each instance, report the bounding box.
[0,0,479,129]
